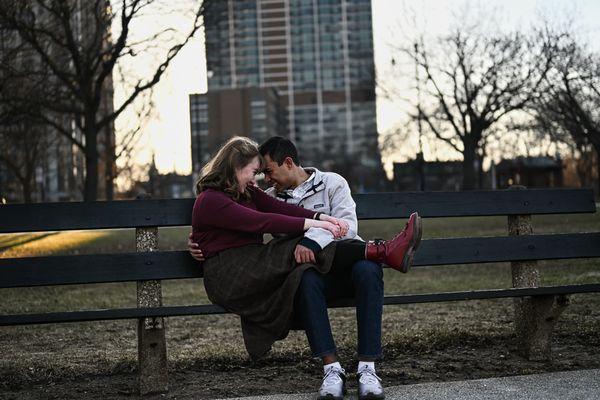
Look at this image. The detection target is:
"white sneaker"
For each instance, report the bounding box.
[357,365,384,400]
[317,365,347,400]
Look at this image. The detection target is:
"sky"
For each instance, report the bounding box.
[114,0,600,178]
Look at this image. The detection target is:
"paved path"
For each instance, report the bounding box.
[216,369,600,400]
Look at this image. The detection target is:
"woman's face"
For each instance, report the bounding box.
[235,156,260,193]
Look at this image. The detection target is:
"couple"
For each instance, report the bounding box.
[188,136,422,400]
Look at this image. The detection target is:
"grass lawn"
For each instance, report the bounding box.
[0,212,599,398]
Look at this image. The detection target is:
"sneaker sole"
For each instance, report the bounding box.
[400,213,422,273]
[359,393,385,400]
[317,389,347,400]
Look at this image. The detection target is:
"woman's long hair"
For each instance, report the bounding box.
[195,136,264,201]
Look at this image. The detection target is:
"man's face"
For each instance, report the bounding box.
[263,155,294,191]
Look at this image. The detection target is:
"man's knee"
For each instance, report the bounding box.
[351,260,383,285]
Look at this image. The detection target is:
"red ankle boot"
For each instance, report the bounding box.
[365,212,422,272]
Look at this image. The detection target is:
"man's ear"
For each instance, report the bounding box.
[284,157,295,169]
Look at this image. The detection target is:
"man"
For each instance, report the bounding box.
[189,136,421,400]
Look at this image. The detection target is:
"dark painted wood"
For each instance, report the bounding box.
[355,188,596,219]
[0,304,225,326]
[2,233,599,288]
[412,232,600,266]
[2,284,598,326]
[0,251,202,288]
[0,189,595,233]
[0,198,195,233]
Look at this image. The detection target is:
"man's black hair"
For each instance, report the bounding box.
[259,136,300,166]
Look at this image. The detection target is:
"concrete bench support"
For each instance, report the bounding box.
[508,209,568,361]
[136,224,168,395]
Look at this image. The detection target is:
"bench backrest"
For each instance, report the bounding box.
[0,189,597,289]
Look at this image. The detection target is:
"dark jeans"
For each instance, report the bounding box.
[294,259,383,359]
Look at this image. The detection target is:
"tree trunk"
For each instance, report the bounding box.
[477,153,485,189]
[21,178,32,203]
[84,123,99,202]
[462,137,477,190]
[596,145,600,197]
[105,126,114,201]
[105,151,114,201]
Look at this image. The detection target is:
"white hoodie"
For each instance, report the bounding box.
[265,167,362,250]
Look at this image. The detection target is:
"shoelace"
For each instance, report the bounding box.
[322,367,344,387]
[358,366,381,385]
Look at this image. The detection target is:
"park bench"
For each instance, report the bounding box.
[1,188,599,395]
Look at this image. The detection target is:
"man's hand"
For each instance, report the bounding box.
[188,233,205,262]
[294,244,316,264]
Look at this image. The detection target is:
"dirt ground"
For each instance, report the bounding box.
[1,296,599,400]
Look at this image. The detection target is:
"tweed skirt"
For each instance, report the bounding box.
[202,235,337,359]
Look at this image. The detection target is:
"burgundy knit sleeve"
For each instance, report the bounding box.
[249,185,316,219]
[194,190,306,234]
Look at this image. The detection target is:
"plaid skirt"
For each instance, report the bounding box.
[202,235,337,359]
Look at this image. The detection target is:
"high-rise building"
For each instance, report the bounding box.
[198,0,382,186]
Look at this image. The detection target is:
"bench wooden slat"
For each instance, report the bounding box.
[418,232,600,266]
[355,188,596,219]
[0,189,594,233]
[1,283,598,326]
[1,233,599,288]
[0,251,200,288]
[0,198,194,233]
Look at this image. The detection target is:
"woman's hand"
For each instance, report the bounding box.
[304,217,347,239]
[320,215,349,237]
[314,220,343,238]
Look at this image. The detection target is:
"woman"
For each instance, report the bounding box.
[191,136,420,360]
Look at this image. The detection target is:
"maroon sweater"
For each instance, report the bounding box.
[191,185,316,258]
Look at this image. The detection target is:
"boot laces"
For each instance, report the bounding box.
[370,239,386,259]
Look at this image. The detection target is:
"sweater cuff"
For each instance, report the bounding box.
[299,237,322,252]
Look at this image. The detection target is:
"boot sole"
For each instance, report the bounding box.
[400,213,422,273]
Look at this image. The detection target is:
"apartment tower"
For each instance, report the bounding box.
[197,0,380,181]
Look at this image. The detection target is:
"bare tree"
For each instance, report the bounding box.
[530,31,600,192]
[0,0,209,201]
[395,29,553,189]
[0,116,50,203]
[0,27,49,202]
